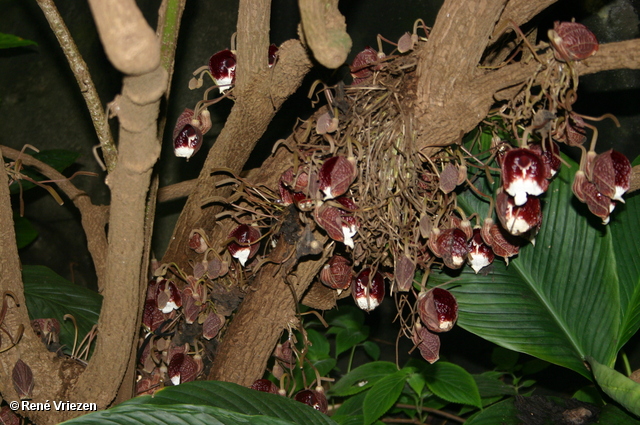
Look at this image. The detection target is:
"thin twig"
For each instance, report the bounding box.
[35,0,117,172]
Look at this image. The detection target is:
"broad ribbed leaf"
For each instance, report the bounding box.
[329,361,398,396]
[363,368,412,425]
[123,381,337,425]
[23,265,101,357]
[588,356,640,416]
[423,362,482,408]
[610,190,640,350]
[60,404,298,425]
[435,156,623,378]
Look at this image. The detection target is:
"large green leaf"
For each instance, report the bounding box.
[23,265,102,356]
[124,381,337,425]
[432,155,630,378]
[610,190,640,350]
[60,404,299,425]
[588,356,640,417]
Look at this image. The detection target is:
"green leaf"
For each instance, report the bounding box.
[406,372,426,396]
[335,326,368,356]
[0,33,37,49]
[465,398,520,425]
[329,361,399,397]
[361,340,380,360]
[423,362,482,408]
[588,356,640,416]
[332,414,365,425]
[610,191,640,350]
[572,386,604,406]
[9,149,80,195]
[363,368,412,425]
[13,213,38,248]
[123,381,337,425]
[307,328,331,359]
[332,390,367,417]
[473,372,516,399]
[61,403,298,425]
[23,265,101,357]
[435,155,623,378]
[326,305,365,331]
[599,403,640,424]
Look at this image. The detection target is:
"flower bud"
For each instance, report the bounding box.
[411,322,440,364]
[320,255,352,290]
[318,156,357,200]
[352,268,385,311]
[227,224,261,266]
[590,149,631,203]
[496,189,542,236]
[418,288,458,333]
[294,389,328,414]
[467,228,494,273]
[208,49,236,92]
[501,148,549,206]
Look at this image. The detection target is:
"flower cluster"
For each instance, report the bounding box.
[172,44,279,159]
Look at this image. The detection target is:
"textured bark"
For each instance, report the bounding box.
[208,224,330,385]
[61,67,168,421]
[162,39,312,266]
[0,149,68,425]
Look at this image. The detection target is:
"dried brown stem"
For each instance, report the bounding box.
[35,0,117,172]
[0,145,109,289]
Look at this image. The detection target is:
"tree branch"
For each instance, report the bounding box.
[236,0,271,92]
[416,0,508,109]
[491,0,558,40]
[35,0,117,172]
[162,38,312,266]
[59,0,168,416]
[0,148,67,425]
[0,145,109,290]
[299,0,352,69]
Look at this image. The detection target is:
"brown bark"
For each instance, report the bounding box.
[162,38,312,266]
[56,0,169,412]
[209,234,330,384]
[0,149,69,425]
[413,0,640,153]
